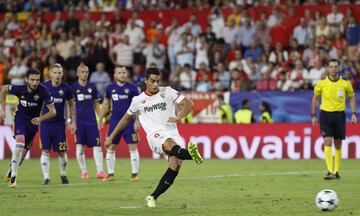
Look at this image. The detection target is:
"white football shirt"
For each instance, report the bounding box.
[127,86,185,136]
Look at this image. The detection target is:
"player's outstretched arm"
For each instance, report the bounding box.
[105,113,133,148]
[311,95,320,126]
[168,97,194,123]
[0,85,9,122]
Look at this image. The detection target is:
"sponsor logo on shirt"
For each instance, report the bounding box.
[144,102,167,113]
[20,100,38,107]
[112,94,129,101]
[52,97,63,103]
[77,94,92,101]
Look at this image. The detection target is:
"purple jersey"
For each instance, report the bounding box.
[72,82,100,125]
[9,84,53,120]
[105,82,139,118]
[41,81,74,127]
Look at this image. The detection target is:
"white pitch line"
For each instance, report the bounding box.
[4,169,360,189]
[119,206,143,209]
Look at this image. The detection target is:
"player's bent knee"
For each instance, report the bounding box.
[128,144,138,151]
[323,137,333,146]
[109,144,117,151]
[163,138,176,154]
[16,135,25,143]
[58,151,66,157]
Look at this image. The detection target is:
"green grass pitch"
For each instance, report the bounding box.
[0,159,359,216]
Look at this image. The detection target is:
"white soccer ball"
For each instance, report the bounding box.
[315,189,339,211]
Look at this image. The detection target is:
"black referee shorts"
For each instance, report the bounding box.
[319,110,346,140]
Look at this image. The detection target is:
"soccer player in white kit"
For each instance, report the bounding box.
[105,67,203,208]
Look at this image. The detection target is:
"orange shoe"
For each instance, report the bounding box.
[102,174,115,182]
[130,173,139,182]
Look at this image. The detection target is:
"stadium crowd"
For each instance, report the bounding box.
[0,1,360,95]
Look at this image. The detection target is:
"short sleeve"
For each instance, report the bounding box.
[8,85,21,96]
[345,80,355,97]
[65,85,74,101]
[127,98,139,116]
[43,88,53,105]
[166,87,185,104]
[314,81,322,96]
[105,86,111,99]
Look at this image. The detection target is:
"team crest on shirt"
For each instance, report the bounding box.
[142,100,146,104]
[20,95,25,99]
[34,94,39,101]
[87,88,92,93]
[59,89,64,96]
[76,89,80,93]
[112,89,116,93]
[124,88,129,94]
[160,93,165,99]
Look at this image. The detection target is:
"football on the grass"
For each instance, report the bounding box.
[315,189,339,211]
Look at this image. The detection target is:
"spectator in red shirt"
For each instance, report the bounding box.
[269,16,291,48]
[196,62,212,83]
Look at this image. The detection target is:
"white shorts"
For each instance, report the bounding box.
[147,130,185,155]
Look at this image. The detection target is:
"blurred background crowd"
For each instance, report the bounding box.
[0,0,360,98]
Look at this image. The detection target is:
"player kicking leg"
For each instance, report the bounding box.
[104,67,203,207]
[145,133,203,208]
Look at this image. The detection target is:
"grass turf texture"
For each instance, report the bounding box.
[0,159,359,216]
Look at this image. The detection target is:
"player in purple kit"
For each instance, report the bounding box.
[40,63,75,185]
[72,64,106,180]
[0,69,56,188]
[99,65,140,182]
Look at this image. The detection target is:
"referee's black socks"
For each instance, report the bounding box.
[151,168,178,199]
[170,145,192,160]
